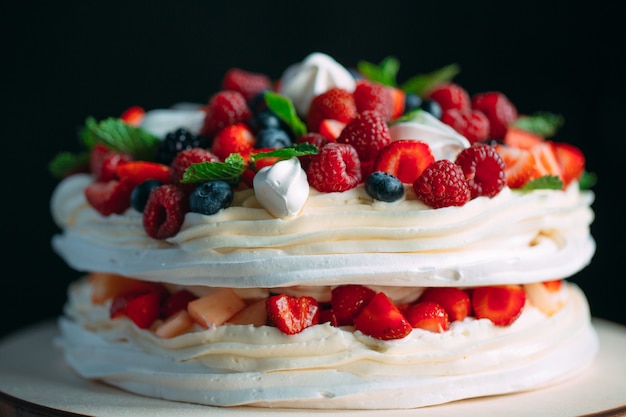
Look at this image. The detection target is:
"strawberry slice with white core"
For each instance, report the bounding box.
[373,139,434,184]
[405,301,450,333]
[266,294,320,335]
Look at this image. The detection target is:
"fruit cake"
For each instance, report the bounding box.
[50,52,597,409]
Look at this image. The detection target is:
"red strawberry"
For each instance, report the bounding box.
[112,291,162,329]
[221,68,272,102]
[530,142,562,179]
[427,82,471,112]
[318,119,346,141]
[337,110,392,166]
[471,285,526,326]
[471,92,518,140]
[210,122,256,161]
[494,144,541,188]
[115,161,171,186]
[418,287,471,322]
[503,127,544,149]
[306,142,362,192]
[353,292,412,340]
[306,87,357,133]
[373,139,435,184]
[550,141,585,187]
[120,105,145,127]
[266,294,320,335]
[161,289,198,318]
[441,108,490,144]
[142,184,189,239]
[413,160,471,208]
[455,143,506,198]
[200,90,251,138]
[389,87,405,119]
[330,285,377,326]
[542,279,563,292]
[405,301,449,333]
[89,144,133,182]
[169,148,220,193]
[84,177,135,216]
[353,80,394,121]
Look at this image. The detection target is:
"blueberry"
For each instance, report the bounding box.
[365,171,404,202]
[189,180,234,215]
[131,179,163,212]
[404,93,423,114]
[420,99,442,119]
[250,109,283,132]
[255,127,292,149]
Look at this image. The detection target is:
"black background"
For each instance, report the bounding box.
[2,0,624,340]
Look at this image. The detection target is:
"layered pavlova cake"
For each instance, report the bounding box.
[49,52,598,409]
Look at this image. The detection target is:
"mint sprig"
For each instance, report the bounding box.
[81,116,161,161]
[512,112,564,138]
[48,151,90,179]
[264,92,307,137]
[400,63,460,96]
[357,56,401,86]
[519,175,563,191]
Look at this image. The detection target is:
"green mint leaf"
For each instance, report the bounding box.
[520,175,564,191]
[513,112,564,138]
[578,170,597,190]
[357,56,400,86]
[250,143,318,162]
[181,153,245,187]
[48,151,90,179]
[80,116,160,161]
[264,92,307,137]
[400,63,460,96]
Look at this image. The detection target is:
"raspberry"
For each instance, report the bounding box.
[455,143,506,198]
[306,87,357,133]
[336,110,391,165]
[471,91,518,140]
[441,108,490,144]
[427,82,471,112]
[306,142,362,192]
[169,148,220,193]
[221,68,272,102]
[142,184,189,239]
[412,160,471,208]
[200,90,251,138]
[353,80,394,120]
[295,132,329,170]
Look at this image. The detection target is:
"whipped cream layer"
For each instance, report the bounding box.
[51,173,595,288]
[56,280,598,409]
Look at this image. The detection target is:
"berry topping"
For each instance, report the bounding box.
[403,93,423,114]
[142,184,189,239]
[111,290,162,329]
[419,99,443,119]
[494,144,541,188]
[551,141,585,187]
[255,127,292,149]
[471,92,518,140]
[503,127,544,150]
[84,177,135,216]
[115,161,171,187]
[365,171,404,202]
[200,90,251,138]
[90,144,132,182]
[266,294,320,335]
[295,132,329,170]
[306,142,362,192]
[372,139,435,184]
[405,301,450,333]
[318,119,346,141]
[120,105,145,127]
[353,292,412,340]
[353,80,394,120]
[211,122,256,161]
[306,87,357,133]
[427,82,471,112]
[418,287,471,322]
[131,179,163,212]
[169,148,220,192]
[330,284,377,326]
[155,128,209,166]
[221,67,272,102]
[454,143,506,198]
[413,160,471,208]
[471,285,526,326]
[189,180,234,215]
[337,110,391,165]
[441,108,490,144]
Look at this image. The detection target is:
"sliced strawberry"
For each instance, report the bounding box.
[494,144,541,189]
[471,285,526,326]
[503,127,544,149]
[84,177,135,216]
[116,161,171,186]
[418,287,471,322]
[318,119,346,141]
[120,105,145,127]
[89,144,133,182]
[373,139,434,184]
[550,141,585,187]
[353,292,412,340]
[388,86,405,119]
[110,287,164,329]
[266,294,320,335]
[161,289,198,318]
[405,301,450,333]
[307,87,357,133]
[330,284,377,326]
[530,141,562,179]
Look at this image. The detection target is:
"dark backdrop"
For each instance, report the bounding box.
[2,0,624,339]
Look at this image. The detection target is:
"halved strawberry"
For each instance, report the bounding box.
[471,285,526,326]
[405,301,449,333]
[110,287,164,329]
[211,122,256,161]
[318,119,346,141]
[330,284,376,326]
[418,287,471,322]
[353,292,412,340]
[89,144,133,182]
[530,141,562,179]
[550,141,585,187]
[373,139,434,184]
[120,105,145,127]
[116,161,171,186]
[494,144,541,188]
[503,127,544,149]
[266,294,320,335]
[388,86,405,120]
[84,177,135,216]
[524,280,565,316]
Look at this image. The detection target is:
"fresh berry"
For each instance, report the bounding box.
[84,177,135,216]
[353,292,412,340]
[155,128,209,165]
[296,132,329,170]
[221,67,272,102]
[90,144,132,182]
[337,110,391,165]
[250,109,290,134]
[189,180,234,215]
[161,289,198,318]
[405,301,449,333]
[503,127,544,149]
[200,90,251,138]
[551,141,585,187]
[318,119,346,141]
[471,92,518,140]
[120,105,145,127]
[427,82,471,112]
[142,184,189,239]
[211,122,256,160]
[306,87,357,133]
[116,161,171,187]
[530,142,562,178]
[454,143,506,198]
[110,288,164,329]
[330,285,377,326]
[365,171,404,202]
[388,87,406,119]
[169,148,220,192]
[353,80,394,120]
[413,160,471,208]
[372,139,435,184]
[494,144,541,188]
[441,108,490,143]
[255,127,292,149]
[403,93,422,114]
[266,294,320,335]
[306,142,362,192]
[130,179,163,212]
[419,99,443,119]
[471,285,526,326]
[418,287,471,322]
